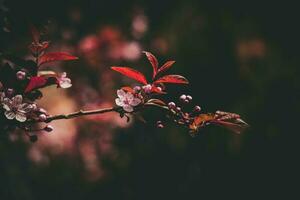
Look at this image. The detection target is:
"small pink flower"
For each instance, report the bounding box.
[115,90,141,112]
[58,72,72,89]
[2,95,33,122]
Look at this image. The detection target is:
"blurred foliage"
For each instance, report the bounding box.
[0,0,299,199]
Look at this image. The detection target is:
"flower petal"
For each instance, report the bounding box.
[123,105,133,112]
[130,98,141,106]
[16,112,27,122]
[12,95,23,106]
[5,111,16,120]
[2,103,11,111]
[20,103,33,113]
[59,79,72,88]
[115,98,124,106]
[117,90,126,98]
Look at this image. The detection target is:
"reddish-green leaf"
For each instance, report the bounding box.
[25,76,59,93]
[157,61,175,76]
[146,99,166,106]
[154,75,189,84]
[25,76,48,93]
[38,52,78,66]
[212,120,247,134]
[143,51,159,79]
[111,66,148,85]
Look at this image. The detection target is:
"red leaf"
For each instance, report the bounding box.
[38,52,78,66]
[111,66,148,85]
[143,51,159,79]
[25,76,59,93]
[154,75,189,84]
[25,76,47,93]
[157,61,175,75]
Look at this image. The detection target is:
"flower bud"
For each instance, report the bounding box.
[31,104,38,111]
[168,102,176,109]
[179,94,187,102]
[6,88,14,96]
[194,105,201,112]
[184,99,189,104]
[157,124,164,128]
[38,114,47,122]
[38,108,47,114]
[142,84,152,93]
[186,95,192,101]
[133,86,141,92]
[16,71,26,80]
[176,107,181,112]
[44,125,53,132]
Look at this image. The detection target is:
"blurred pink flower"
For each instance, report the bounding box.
[122,41,141,61]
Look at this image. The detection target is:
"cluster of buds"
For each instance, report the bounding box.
[166,95,201,129]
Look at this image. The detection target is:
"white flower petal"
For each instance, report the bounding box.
[59,80,72,88]
[16,112,27,122]
[20,103,33,113]
[115,98,124,106]
[123,105,133,112]
[130,98,141,106]
[4,111,16,120]
[2,103,11,111]
[12,95,23,106]
[117,90,126,98]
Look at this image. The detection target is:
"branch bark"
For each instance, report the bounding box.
[45,107,122,123]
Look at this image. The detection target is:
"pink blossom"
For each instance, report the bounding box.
[58,72,72,89]
[2,95,33,122]
[115,90,141,112]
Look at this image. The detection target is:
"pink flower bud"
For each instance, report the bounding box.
[38,114,47,122]
[31,104,38,111]
[184,99,189,104]
[176,107,181,112]
[186,95,192,101]
[179,94,187,102]
[133,86,141,92]
[38,108,47,114]
[16,71,26,80]
[157,123,164,128]
[194,106,201,112]
[44,125,53,132]
[142,84,152,93]
[168,102,176,109]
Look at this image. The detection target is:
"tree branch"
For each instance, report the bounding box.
[45,107,122,123]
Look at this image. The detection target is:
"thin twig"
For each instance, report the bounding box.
[45,107,121,123]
